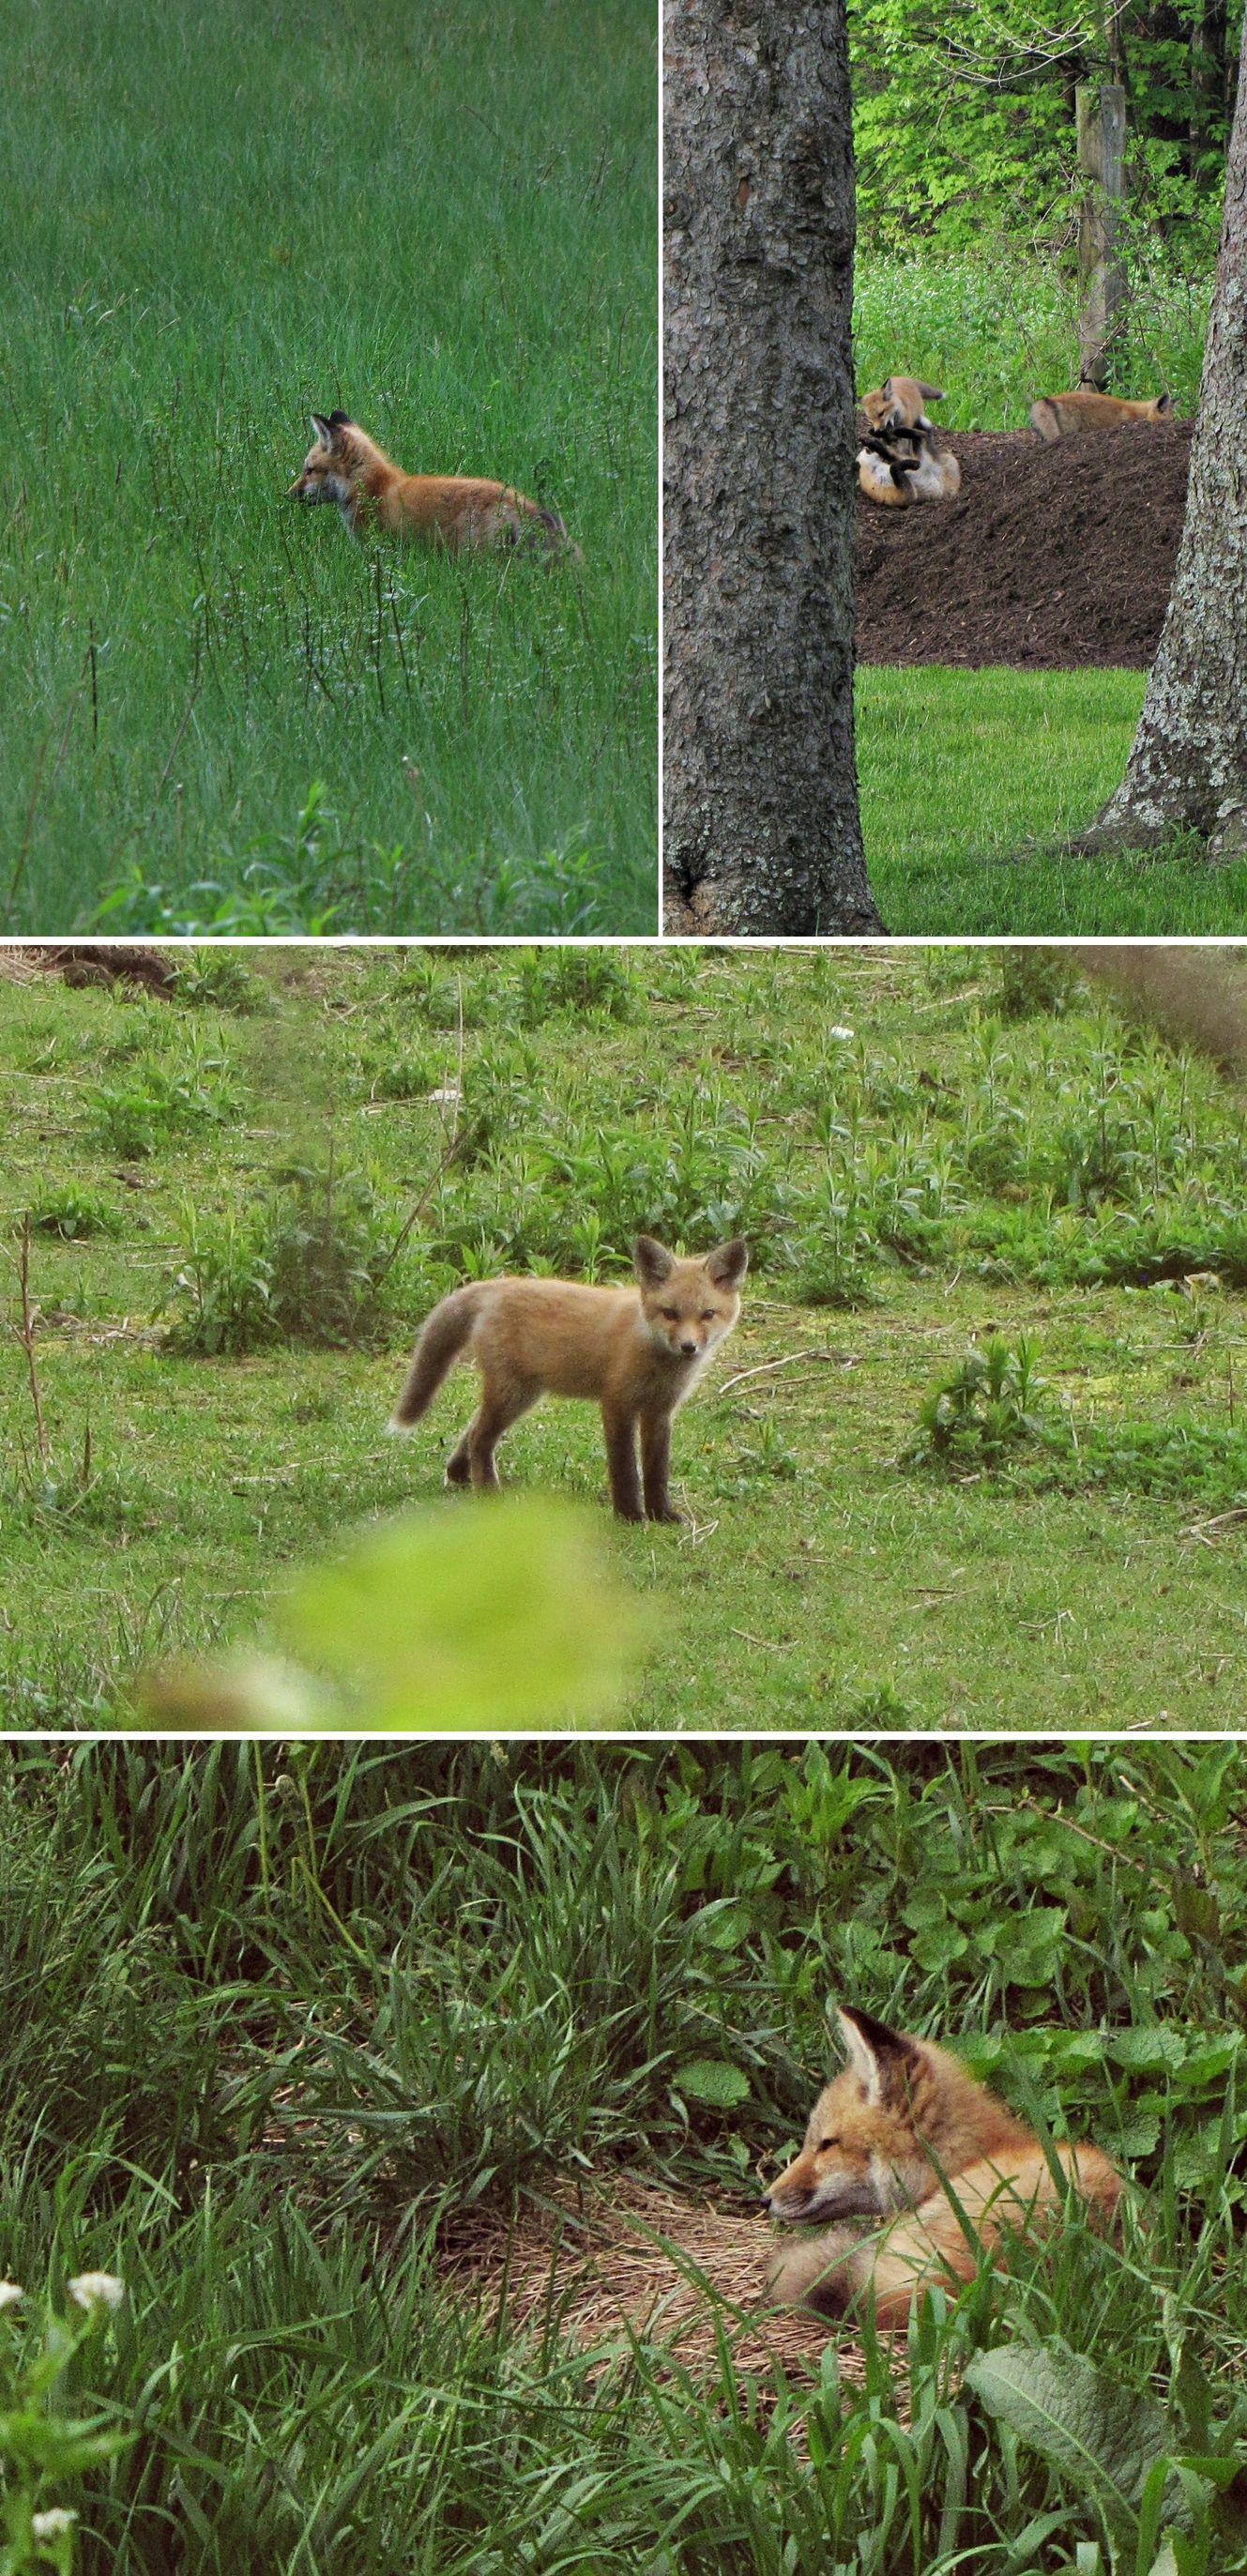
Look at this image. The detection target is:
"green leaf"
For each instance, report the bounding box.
[966,2344,1188,2556]
[673,2060,751,2108]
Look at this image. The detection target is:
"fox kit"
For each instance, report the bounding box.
[1030,389,1175,442]
[388,1236,748,1522]
[764,2005,1123,2330]
[860,376,948,434]
[857,425,961,508]
[288,411,575,556]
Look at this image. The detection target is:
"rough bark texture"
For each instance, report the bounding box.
[663,1,884,935]
[1083,10,1247,861]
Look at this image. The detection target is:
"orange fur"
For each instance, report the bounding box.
[860,376,948,434]
[388,1237,747,1522]
[288,410,577,556]
[765,2006,1123,2330]
[1030,389,1175,441]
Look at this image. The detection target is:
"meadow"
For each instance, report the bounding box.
[0,1735,1245,2575]
[0,0,657,937]
[5,942,1247,1727]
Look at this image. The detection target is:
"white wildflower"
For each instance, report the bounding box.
[31,2511,77,2538]
[0,2282,23,2309]
[67,2272,125,2311]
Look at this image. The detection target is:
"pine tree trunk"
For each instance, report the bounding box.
[1081,6,1247,861]
[662,0,885,935]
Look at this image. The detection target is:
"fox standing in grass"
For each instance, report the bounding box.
[389,1237,748,1521]
[765,2006,1123,2329]
[289,410,576,556]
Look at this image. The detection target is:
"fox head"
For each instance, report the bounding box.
[860,375,946,434]
[763,2006,1010,2225]
[633,1236,748,1362]
[288,411,359,506]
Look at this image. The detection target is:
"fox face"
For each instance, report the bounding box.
[764,2008,940,2223]
[288,411,356,509]
[634,1236,748,1363]
[860,375,946,434]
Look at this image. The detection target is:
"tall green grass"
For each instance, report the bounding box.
[0,0,657,935]
[1,1739,1245,2573]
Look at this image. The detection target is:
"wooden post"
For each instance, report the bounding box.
[1076,82,1127,388]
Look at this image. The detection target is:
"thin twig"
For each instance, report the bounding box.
[716,1349,850,1397]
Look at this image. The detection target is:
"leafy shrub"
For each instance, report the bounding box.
[904,1336,1050,1473]
[88,1051,235,1158]
[159,1161,411,1355]
[997,947,1081,1020]
[172,953,276,1015]
[27,1190,126,1241]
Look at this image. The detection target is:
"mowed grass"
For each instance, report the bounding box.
[1,1738,1247,2574]
[6,942,1247,1728]
[0,0,657,936]
[859,667,1247,935]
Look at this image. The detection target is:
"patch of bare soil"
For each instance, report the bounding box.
[439,2174,859,2392]
[856,419,1194,669]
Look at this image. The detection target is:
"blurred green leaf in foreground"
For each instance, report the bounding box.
[135,1496,651,1731]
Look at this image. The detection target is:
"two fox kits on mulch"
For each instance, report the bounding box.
[389,1237,748,1523]
[765,2005,1123,2329]
[289,410,576,556]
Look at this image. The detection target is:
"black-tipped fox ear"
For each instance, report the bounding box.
[327,408,353,430]
[311,414,334,445]
[706,1239,748,1288]
[837,2006,916,2106]
[634,1235,675,1287]
[1157,391,1174,416]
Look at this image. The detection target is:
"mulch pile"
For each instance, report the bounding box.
[856,419,1194,670]
[439,2174,861,2394]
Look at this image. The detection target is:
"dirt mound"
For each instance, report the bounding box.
[856,419,1194,669]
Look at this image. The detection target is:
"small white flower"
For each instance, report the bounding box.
[31,2511,77,2538]
[0,2282,23,2309]
[68,2272,125,2311]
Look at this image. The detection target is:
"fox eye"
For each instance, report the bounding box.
[700,1307,717,1318]
[818,2135,840,2152]
[661,1305,678,1319]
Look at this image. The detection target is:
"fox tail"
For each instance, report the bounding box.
[388,1286,482,1429]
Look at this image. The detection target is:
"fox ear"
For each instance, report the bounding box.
[634,1235,675,1287]
[1157,391,1174,416]
[311,414,334,445]
[837,2006,915,2106]
[327,408,353,431]
[706,1238,748,1288]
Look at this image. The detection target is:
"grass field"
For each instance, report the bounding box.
[1,1737,1245,2574]
[0,0,657,937]
[858,669,1247,936]
[6,942,1247,1727]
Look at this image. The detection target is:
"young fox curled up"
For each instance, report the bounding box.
[389,1237,748,1521]
[765,2005,1123,2330]
[288,411,576,556]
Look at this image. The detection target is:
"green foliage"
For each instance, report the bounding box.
[0,2276,132,2576]
[158,1156,409,1354]
[905,1335,1051,1471]
[26,1191,125,1242]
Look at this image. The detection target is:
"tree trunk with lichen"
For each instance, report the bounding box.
[662,0,885,935]
[1080,8,1247,863]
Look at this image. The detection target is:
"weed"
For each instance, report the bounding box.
[904,1336,1051,1473]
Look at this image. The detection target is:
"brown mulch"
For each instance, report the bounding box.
[0,944,180,994]
[439,2174,859,2392]
[856,418,1194,670]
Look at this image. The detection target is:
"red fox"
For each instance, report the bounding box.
[388,1236,748,1521]
[288,411,576,556]
[857,425,961,508]
[764,2005,1123,2329]
[860,376,948,434]
[1030,389,1175,442]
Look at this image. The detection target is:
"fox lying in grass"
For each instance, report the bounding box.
[764,2005,1123,2329]
[1030,389,1175,441]
[389,1236,748,1521]
[288,411,576,556]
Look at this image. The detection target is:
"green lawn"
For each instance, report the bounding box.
[5,942,1247,1727]
[859,666,1247,934]
[0,0,657,935]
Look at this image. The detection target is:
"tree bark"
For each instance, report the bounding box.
[1079,5,1247,862]
[662,0,885,935]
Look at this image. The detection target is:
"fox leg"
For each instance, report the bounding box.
[640,1409,680,1522]
[601,1403,644,1521]
[447,1379,540,1490]
[765,2223,874,2318]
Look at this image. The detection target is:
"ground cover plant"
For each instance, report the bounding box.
[0,1736,1245,2574]
[4,942,1247,1727]
[0,0,657,936]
